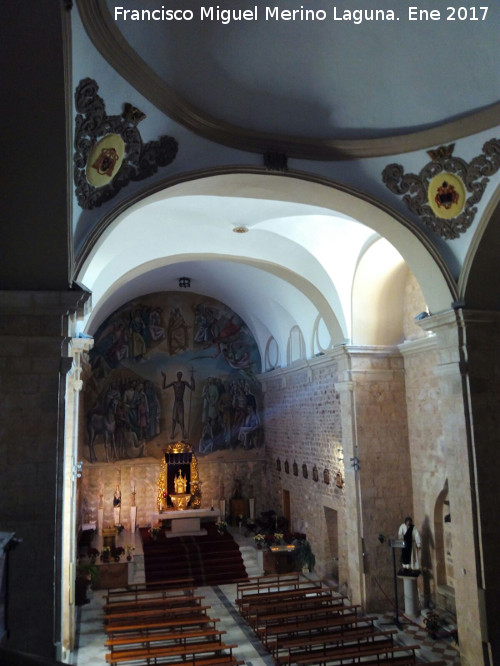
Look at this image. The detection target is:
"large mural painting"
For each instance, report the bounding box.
[83,292,263,464]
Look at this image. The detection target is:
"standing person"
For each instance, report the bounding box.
[398,516,422,575]
[161,370,195,439]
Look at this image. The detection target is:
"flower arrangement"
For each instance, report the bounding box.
[125,544,135,561]
[215,520,227,533]
[254,534,265,545]
[274,532,284,544]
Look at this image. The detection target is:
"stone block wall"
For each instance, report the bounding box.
[0,291,86,660]
[344,348,412,611]
[261,356,346,583]
[401,337,448,607]
[261,347,412,612]
[79,456,266,530]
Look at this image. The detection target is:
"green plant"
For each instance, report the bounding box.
[423,611,440,638]
[295,539,316,572]
[76,560,100,588]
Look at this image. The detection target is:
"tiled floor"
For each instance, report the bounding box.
[72,528,462,665]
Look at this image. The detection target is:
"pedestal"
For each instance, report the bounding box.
[130,506,137,533]
[402,576,420,617]
[97,508,104,536]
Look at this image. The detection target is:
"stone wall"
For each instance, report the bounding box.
[261,347,412,612]
[401,337,448,609]
[79,456,266,530]
[0,291,87,660]
[261,355,346,583]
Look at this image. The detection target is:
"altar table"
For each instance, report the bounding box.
[151,508,220,537]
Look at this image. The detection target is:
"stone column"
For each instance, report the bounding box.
[336,377,365,609]
[419,310,490,666]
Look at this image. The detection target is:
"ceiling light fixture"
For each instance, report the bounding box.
[178,277,191,288]
[232,225,249,234]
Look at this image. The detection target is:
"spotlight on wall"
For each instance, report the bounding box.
[178,277,191,288]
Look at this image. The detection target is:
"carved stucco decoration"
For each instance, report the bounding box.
[382,139,500,239]
[74,78,178,209]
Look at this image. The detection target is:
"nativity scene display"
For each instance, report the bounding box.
[83,292,263,464]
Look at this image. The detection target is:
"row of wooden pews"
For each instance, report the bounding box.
[236,573,420,665]
[104,577,243,666]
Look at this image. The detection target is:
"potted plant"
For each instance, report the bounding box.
[75,559,99,605]
[295,539,316,572]
[423,611,440,639]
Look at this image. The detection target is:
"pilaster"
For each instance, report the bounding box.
[419,309,491,666]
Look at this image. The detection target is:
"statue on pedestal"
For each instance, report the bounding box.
[398,516,421,576]
[113,484,121,525]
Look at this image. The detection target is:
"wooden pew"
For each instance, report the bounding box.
[236,572,302,596]
[104,603,211,626]
[236,584,329,614]
[242,591,346,628]
[270,625,395,657]
[256,609,360,646]
[106,627,227,656]
[105,640,239,665]
[105,614,220,638]
[104,592,205,615]
[105,579,196,602]
[277,640,420,665]
[252,602,360,637]
[236,574,317,602]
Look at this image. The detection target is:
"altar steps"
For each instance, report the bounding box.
[140,526,249,587]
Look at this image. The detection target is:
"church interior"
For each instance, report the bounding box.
[1,1,499,665]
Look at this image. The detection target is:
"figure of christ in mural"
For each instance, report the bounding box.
[168,307,189,355]
[162,370,195,440]
[148,307,165,342]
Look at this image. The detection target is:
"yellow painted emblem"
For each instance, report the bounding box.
[427,172,465,219]
[86,134,125,187]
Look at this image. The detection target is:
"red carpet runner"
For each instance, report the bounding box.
[140,522,248,587]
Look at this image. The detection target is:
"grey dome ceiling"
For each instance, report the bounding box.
[106,0,498,139]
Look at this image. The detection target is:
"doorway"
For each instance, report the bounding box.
[324,507,339,581]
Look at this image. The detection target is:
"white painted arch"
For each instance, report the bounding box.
[76,172,454,363]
